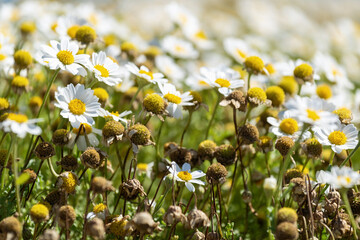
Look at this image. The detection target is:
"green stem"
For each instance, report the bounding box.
[341,190,358,239]
[129,85,144,108]
[329,151,335,166]
[0,134,15,189]
[47,158,59,177]
[242,105,253,125]
[180,111,193,147]
[155,118,166,174]
[12,135,21,218]
[205,93,221,139]
[247,73,252,91]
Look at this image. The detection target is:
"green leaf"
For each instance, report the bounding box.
[16,172,30,185]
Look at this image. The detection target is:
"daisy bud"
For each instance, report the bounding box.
[128,123,151,146]
[214,144,236,166]
[163,205,187,225]
[30,203,50,223]
[0,149,13,168]
[86,217,105,240]
[58,205,76,228]
[52,129,71,146]
[316,84,332,100]
[75,25,96,45]
[102,120,124,146]
[29,96,43,115]
[143,93,167,116]
[266,86,285,107]
[11,76,29,94]
[14,50,32,70]
[91,176,115,194]
[247,87,271,106]
[44,190,62,207]
[35,142,55,160]
[108,215,132,237]
[278,76,298,95]
[120,179,146,200]
[198,140,217,161]
[219,90,247,112]
[206,162,228,185]
[277,207,298,224]
[301,138,322,159]
[129,212,161,235]
[22,168,37,185]
[244,56,264,75]
[293,63,314,84]
[93,88,109,108]
[0,98,10,111]
[39,229,60,240]
[285,168,304,184]
[186,209,210,229]
[0,216,22,239]
[238,124,259,145]
[333,107,353,125]
[56,155,78,171]
[275,136,294,157]
[20,21,36,36]
[275,222,299,240]
[81,147,101,169]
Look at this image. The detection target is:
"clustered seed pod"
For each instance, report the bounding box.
[219,90,247,111]
[44,190,63,207]
[128,123,151,146]
[81,147,101,169]
[206,162,228,184]
[198,140,217,161]
[275,136,294,157]
[120,179,146,200]
[163,205,187,225]
[52,129,70,146]
[102,120,124,146]
[186,208,210,229]
[214,144,236,166]
[128,212,162,235]
[58,205,76,228]
[86,217,105,240]
[56,155,78,171]
[91,176,115,194]
[238,124,259,145]
[35,142,55,160]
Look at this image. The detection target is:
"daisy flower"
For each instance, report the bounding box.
[155,55,185,82]
[165,2,198,29]
[167,162,205,192]
[55,15,87,39]
[88,51,124,86]
[67,123,102,151]
[54,84,102,128]
[199,67,244,96]
[267,111,311,140]
[285,96,338,128]
[97,109,132,124]
[316,166,360,189]
[41,38,89,76]
[183,24,214,50]
[161,36,199,59]
[314,120,358,154]
[159,83,194,119]
[223,38,254,64]
[86,203,108,220]
[125,62,167,85]
[0,113,42,138]
[137,162,154,179]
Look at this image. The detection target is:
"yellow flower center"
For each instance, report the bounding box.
[72,123,92,135]
[138,69,154,80]
[264,63,276,75]
[67,25,80,39]
[0,98,9,109]
[332,68,341,76]
[121,41,136,51]
[94,65,109,78]
[177,171,192,181]
[215,78,231,88]
[244,56,264,73]
[62,172,77,193]
[328,131,347,145]
[93,203,107,213]
[279,118,299,135]
[337,176,351,184]
[198,80,209,86]
[164,93,182,104]
[306,109,320,121]
[316,84,332,99]
[137,163,148,171]
[68,99,86,115]
[0,54,6,61]
[175,45,185,53]
[93,88,109,102]
[57,50,74,65]
[195,31,207,40]
[294,63,313,79]
[7,113,28,123]
[12,76,29,87]
[247,87,267,102]
[333,108,352,121]
[236,49,247,59]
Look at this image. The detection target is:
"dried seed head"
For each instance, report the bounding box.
[44,190,62,206]
[193,230,205,240]
[163,205,187,225]
[108,215,132,237]
[238,124,259,145]
[91,176,115,194]
[275,222,299,240]
[164,142,178,155]
[275,136,294,156]
[102,120,124,146]
[128,123,151,146]
[184,91,203,111]
[219,89,247,111]
[58,205,76,228]
[206,163,228,185]
[143,93,167,115]
[285,168,304,184]
[293,63,314,83]
[130,212,161,235]
[75,25,96,44]
[86,217,105,240]
[0,149,13,168]
[331,213,352,239]
[258,136,273,153]
[57,155,78,171]
[242,190,252,203]
[81,147,101,169]
[169,146,192,166]
[35,142,55,160]
[198,140,217,161]
[30,203,50,223]
[187,209,210,229]
[22,168,37,185]
[214,144,236,166]
[277,207,298,224]
[290,177,306,205]
[52,129,70,146]
[0,216,22,239]
[301,138,322,159]
[38,229,60,240]
[120,179,146,200]
[57,172,79,194]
